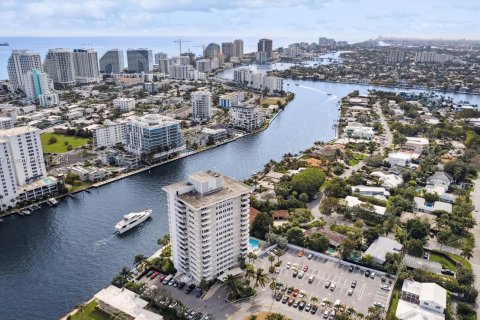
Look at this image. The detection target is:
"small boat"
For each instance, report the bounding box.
[47,198,58,206]
[327,93,332,96]
[22,210,31,216]
[115,209,152,234]
[295,83,299,86]
[0,218,4,223]
[17,211,24,216]
[0,42,9,46]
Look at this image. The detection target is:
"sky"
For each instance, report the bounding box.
[0,0,479,42]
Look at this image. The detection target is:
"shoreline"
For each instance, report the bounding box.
[0,101,287,219]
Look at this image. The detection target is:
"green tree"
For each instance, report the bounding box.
[254,268,268,288]
[338,238,357,259]
[289,168,325,197]
[266,313,290,320]
[405,239,424,257]
[457,268,475,286]
[245,264,256,285]
[306,233,330,252]
[48,136,58,144]
[286,226,305,246]
[444,160,468,183]
[134,254,146,265]
[324,178,352,198]
[250,212,273,239]
[461,244,474,260]
[407,218,429,240]
[363,227,381,245]
[320,197,339,216]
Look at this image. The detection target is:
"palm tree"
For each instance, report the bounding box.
[248,315,258,320]
[224,274,241,298]
[266,313,290,320]
[134,254,146,265]
[254,268,268,288]
[275,250,283,262]
[245,264,256,285]
[311,296,319,304]
[268,255,275,266]
[461,245,473,260]
[75,304,85,320]
[247,252,257,264]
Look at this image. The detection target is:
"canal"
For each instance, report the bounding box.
[1,64,480,320]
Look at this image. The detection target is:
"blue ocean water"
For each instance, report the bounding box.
[0,36,265,80]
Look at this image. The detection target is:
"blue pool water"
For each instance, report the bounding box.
[248,238,260,250]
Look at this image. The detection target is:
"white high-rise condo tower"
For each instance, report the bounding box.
[7,50,42,92]
[44,48,76,88]
[162,171,251,283]
[191,91,212,122]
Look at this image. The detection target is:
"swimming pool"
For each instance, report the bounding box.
[248,238,260,250]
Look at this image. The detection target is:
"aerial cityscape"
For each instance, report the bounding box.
[1,1,480,320]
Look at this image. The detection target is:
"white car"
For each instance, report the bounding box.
[374,302,385,308]
[292,263,298,270]
[286,262,291,269]
[381,284,390,291]
[347,288,354,296]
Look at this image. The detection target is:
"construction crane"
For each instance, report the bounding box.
[193,44,206,52]
[173,39,191,56]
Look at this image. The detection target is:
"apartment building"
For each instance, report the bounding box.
[113,97,136,112]
[219,92,245,108]
[99,49,124,74]
[191,91,212,122]
[230,104,265,131]
[91,120,127,148]
[73,49,101,83]
[7,50,42,92]
[44,48,76,88]
[162,171,251,283]
[125,114,185,157]
[126,49,153,73]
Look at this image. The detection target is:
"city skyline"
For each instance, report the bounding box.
[1,0,479,41]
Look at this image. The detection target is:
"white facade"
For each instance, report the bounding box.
[162,171,251,283]
[23,70,51,101]
[219,92,245,108]
[232,39,244,59]
[7,50,42,92]
[91,120,127,148]
[404,137,429,153]
[113,98,136,112]
[169,64,193,80]
[263,76,283,93]
[191,91,212,122]
[0,138,19,206]
[196,59,212,73]
[230,104,265,131]
[38,93,59,108]
[44,48,76,88]
[387,152,419,167]
[0,117,14,130]
[396,280,446,320]
[73,49,101,83]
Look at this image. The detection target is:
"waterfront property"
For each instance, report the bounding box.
[40,132,90,153]
[162,171,251,283]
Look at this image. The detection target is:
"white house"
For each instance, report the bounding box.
[396,280,446,320]
[364,237,403,264]
[414,197,452,214]
[344,196,386,215]
[370,171,404,190]
[387,151,419,167]
[352,185,390,197]
[404,137,429,153]
[428,172,454,188]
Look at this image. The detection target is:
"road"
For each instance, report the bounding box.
[470,176,480,317]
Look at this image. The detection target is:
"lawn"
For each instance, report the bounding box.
[41,133,90,153]
[260,97,287,106]
[348,153,366,166]
[386,287,401,320]
[70,300,110,320]
[429,251,457,271]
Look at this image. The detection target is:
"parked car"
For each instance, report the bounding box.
[145,269,155,277]
[286,262,291,269]
[323,311,329,319]
[370,272,376,279]
[298,301,306,310]
[308,275,316,283]
[325,281,331,288]
[275,293,283,301]
[423,252,429,259]
[177,282,186,289]
[351,280,357,288]
[293,270,299,277]
[381,277,386,283]
[381,284,390,291]
[282,296,289,304]
[204,314,213,320]
[348,265,354,272]
[158,274,167,282]
[311,305,318,314]
[329,283,336,291]
[442,269,455,276]
[293,300,300,308]
[184,308,192,316]
[303,265,309,272]
[348,288,354,296]
[186,284,196,294]
[168,301,178,309]
[150,271,160,280]
[374,302,385,308]
[307,253,313,259]
[365,270,371,277]
[293,289,300,297]
[162,274,173,284]
[287,287,293,294]
[321,298,328,307]
[298,271,305,279]
[305,303,311,312]
[187,311,197,319]
[292,263,298,270]
[288,298,295,306]
[195,290,203,298]
[297,250,304,257]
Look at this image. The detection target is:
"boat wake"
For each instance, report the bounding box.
[94,235,115,247]
[298,85,338,100]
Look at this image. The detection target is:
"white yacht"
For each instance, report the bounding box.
[115,209,152,234]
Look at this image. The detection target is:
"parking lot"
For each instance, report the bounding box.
[254,246,394,315]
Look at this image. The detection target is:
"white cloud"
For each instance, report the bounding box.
[24,0,120,19]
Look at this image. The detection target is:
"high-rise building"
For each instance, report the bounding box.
[195,59,212,73]
[44,48,76,88]
[155,52,168,64]
[113,97,136,112]
[91,120,127,148]
[7,50,42,92]
[169,64,193,80]
[230,104,265,131]
[23,69,58,107]
[126,49,153,73]
[73,49,100,83]
[162,171,251,283]
[125,114,185,156]
[0,126,58,207]
[99,49,124,74]
[255,51,268,64]
[415,51,436,63]
[221,42,233,60]
[204,43,220,59]
[158,58,170,74]
[232,39,244,59]
[388,50,405,63]
[257,39,273,59]
[191,91,212,122]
